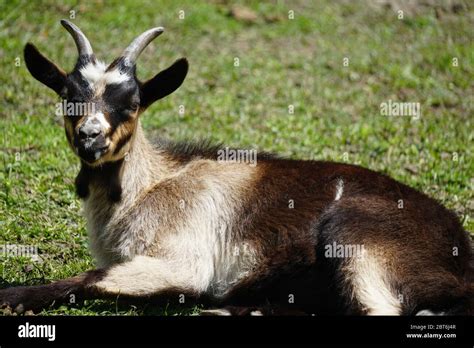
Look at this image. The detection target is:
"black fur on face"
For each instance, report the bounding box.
[24,40,188,166]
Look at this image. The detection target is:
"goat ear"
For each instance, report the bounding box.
[24,43,67,95]
[140,58,188,109]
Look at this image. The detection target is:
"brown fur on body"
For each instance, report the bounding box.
[1,21,472,316]
[2,121,472,315]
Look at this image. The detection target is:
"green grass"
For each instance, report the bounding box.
[0,0,473,315]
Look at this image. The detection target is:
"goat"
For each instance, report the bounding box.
[1,20,472,316]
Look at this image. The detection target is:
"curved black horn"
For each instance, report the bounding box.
[122,27,164,65]
[60,19,93,56]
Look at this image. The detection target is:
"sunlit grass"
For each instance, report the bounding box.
[0,0,472,315]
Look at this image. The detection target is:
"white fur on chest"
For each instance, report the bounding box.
[82,160,259,296]
[82,188,123,267]
[83,185,156,266]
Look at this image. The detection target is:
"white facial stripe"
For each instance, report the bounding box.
[94,112,110,130]
[80,61,130,89]
[80,112,111,135]
[104,69,130,85]
[79,61,107,84]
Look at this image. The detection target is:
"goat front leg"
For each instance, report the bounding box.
[0,269,106,313]
[0,256,208,313]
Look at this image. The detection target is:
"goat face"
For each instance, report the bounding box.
[24,20,188,166]
[62,57,141,164]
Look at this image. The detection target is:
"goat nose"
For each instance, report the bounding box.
[78,127,101,139]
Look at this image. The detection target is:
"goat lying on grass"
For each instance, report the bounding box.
[1,20,472,315]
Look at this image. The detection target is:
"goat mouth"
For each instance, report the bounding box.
[77,145,109,163]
